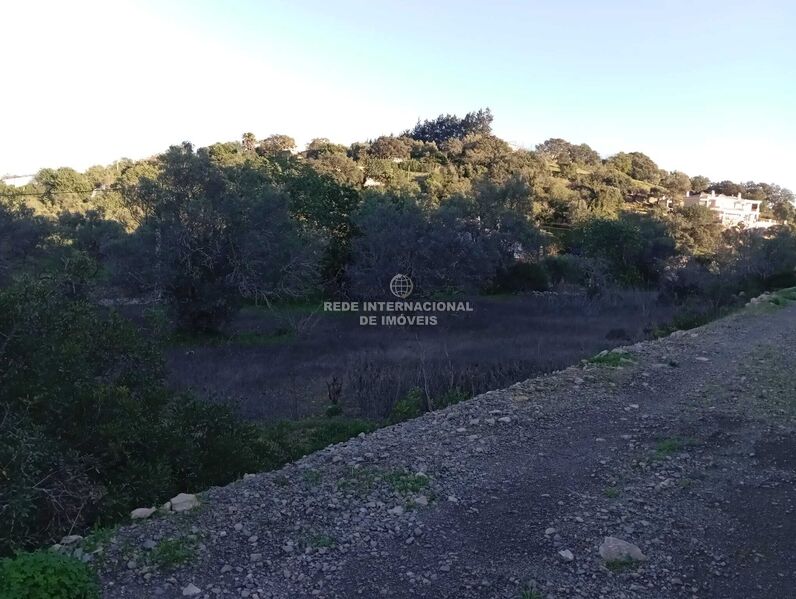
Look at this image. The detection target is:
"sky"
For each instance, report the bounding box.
[2,0,795,189]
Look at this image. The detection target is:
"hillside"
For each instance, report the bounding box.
[92,297,796,598]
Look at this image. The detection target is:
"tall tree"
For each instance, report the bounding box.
[116,143,323,331]
[406,108,493,145]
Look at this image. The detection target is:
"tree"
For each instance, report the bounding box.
[690,175,710,192]
[33,167,93,213]
[368,136,412,160]
[607,152,660,184]
[573,219,643,285]
[405,108,493,145]
[307,152,364,187]
[258,134,296,156]
[0,201,50,287]
[305,138,348,159]
[535,138,601,166]
[661,171,691,196]
[627,152,661,183]
[474,172,535,221]
[668,205,723,256]
[742,182,796,221]
[572,178,623,219]
[711,180,743,196]
[241,132,257,151]
[346,192,525,298]
[116,143,323,331]
[57,209,125,261]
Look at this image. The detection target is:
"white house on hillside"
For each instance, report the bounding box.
[0,174,35,187]
[684,190,776,228]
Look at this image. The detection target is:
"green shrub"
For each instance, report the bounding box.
[433,388,469,409]
[0,410,97,555]
[383,469,430,494]
[765,271,796,289]
[0,551,99,599]
[0,275,289,554]
[543,254,586,285]
[148,538,195,570]
[587,350,633,367]
[325,403,343,418]
[492,262,549,293]
[389,388,424,423]
[256,418,376,471]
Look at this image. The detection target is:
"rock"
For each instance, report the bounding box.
[414,495,429,506]
[182,583,201,596]
[130,507,156,520]
[544,527,556,536]
[60,535,83,545]
[388,505,405,516]
[558,549,574,562]
[497,416,511,423]
[599,536,647,562]
[170,493,199,513]
[695,356,710,362]
[655,478,675,491]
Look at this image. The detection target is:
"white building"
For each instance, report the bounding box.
[684,190,775,228]
[0,174,35,187]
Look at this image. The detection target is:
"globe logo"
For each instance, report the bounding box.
[389,274,414,299]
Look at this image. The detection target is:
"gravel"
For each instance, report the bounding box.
[98,303,796,598]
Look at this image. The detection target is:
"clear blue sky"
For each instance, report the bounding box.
[2,0,795,189]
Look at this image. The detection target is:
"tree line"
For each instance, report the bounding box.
[2,108,795,333]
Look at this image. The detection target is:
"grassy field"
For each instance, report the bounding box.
[162,290,675,422]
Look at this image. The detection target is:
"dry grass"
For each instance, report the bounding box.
[163,290,675,421]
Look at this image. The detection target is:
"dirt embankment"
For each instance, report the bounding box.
[98,301,796,598]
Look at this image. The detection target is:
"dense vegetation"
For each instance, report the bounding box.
[2,109,796,562]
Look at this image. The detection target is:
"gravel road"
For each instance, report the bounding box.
[98,301,796,598]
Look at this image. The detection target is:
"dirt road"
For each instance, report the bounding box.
[99,301,796,598]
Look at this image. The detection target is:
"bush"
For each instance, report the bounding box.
[255,418,376,470]
[0,275,281,553]
[0,410,97,555]
[543,254,586,285]
[572,216,675,286]
[0,551,99,599]
[389,388,424,423]
[433,388,470,409]
[57,210,125,262]
[492,262,549,293]
[0,201,50,287]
